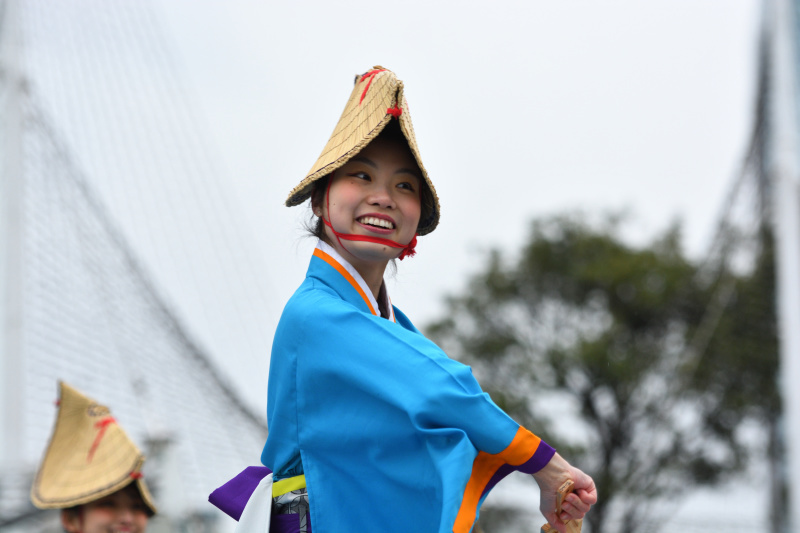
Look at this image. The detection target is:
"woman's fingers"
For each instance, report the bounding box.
[560,492,591,519]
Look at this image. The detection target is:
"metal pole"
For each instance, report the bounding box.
[770,0,800,529]
[0,0,25,468]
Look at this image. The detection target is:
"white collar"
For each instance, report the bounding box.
[316,240,394,320]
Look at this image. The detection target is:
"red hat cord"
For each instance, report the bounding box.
[87,416,116,463]
[359,68,386,103]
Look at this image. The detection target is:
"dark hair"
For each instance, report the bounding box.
[61,507,81,533]
[306,174,331,242]
[375,118,406,145]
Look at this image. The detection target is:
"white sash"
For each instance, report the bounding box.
[234,472,273,533]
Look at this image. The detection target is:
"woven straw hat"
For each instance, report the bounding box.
[285,66,440,236]
[30,382,157,514]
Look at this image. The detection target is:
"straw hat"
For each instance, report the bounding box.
[285,66,440,236]
[30,382,157,514]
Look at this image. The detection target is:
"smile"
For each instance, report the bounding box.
[358,216,395,230]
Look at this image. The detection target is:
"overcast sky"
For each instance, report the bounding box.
[154,0,762,319]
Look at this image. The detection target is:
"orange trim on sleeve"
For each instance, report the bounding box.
[502,427,542,465]
[313,248,377,316]
[453,428,542,533]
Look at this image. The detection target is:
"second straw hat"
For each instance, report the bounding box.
[285,66,440,236]
[30,381,157,514]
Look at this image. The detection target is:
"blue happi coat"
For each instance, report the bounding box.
[260,242,554,532]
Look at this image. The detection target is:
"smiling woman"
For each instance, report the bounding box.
[310,121,423,294]
[209,66,597,533]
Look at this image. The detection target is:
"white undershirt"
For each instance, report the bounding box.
[316,240,394,320]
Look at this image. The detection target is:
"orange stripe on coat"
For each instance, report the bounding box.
[453,428,541,533]
[313,248,377,316]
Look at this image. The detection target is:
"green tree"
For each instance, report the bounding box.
[426,213,774,532]
[685,225,783,528]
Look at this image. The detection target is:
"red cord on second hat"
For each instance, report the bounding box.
[87,416,117,463]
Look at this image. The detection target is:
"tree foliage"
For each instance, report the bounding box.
[426,213,778,532]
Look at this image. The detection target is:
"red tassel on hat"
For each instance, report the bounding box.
[398,235,417,260]
[387,105,403,118]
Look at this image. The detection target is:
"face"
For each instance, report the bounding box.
[61,486,149,533]
[315,134,422,279]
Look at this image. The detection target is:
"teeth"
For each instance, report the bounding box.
[359,216,394,229]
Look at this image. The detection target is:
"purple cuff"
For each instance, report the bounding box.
[517,440,556,474]
[482,440,556,498]
[208,466,272,521]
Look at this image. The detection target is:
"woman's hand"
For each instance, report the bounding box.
[532,453,597,532]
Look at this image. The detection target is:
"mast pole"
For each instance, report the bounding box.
[770,0,800,528]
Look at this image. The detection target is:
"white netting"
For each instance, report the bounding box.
[2,0,274,529]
